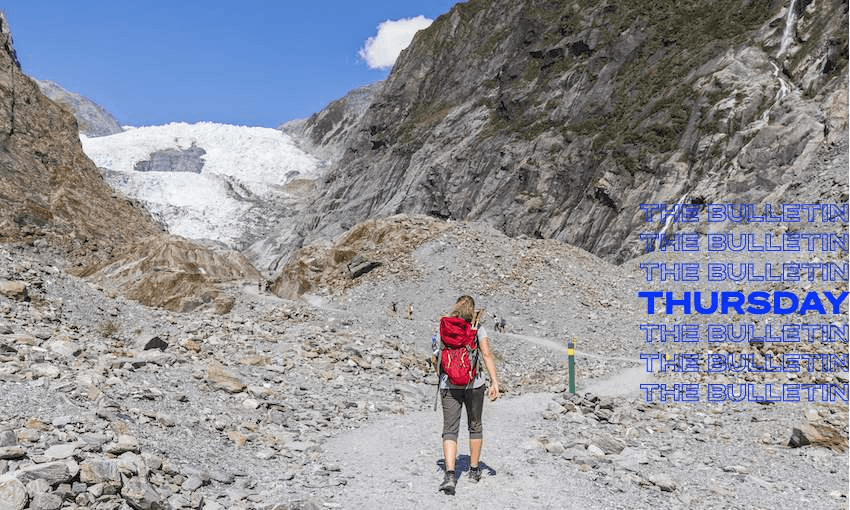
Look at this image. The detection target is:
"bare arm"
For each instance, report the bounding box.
[478,335,499,400]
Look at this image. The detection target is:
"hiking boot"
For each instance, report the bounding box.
[439,470,457,495]
[469,465,482,483]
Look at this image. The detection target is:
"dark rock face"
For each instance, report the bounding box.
[35,79,122,137]
[287,0,848,264]
[133,144,206,173]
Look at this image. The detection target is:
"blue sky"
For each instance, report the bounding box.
[2,1,459,128]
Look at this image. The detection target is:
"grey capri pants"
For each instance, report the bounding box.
[441,386,485,441]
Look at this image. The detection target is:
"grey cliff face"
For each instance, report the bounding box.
[285,0,848,264]
[279,81,382,167]
[34,79,123,137]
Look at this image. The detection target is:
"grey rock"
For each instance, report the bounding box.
[12,460,76,486]
[140,453,163,472]
[134,145,206,174]
[28,491,62,510]
[0,280,27,301]
[610,447,651,473]
[79,459,121,484]
[208,470,235,484]
[0,430,18,447]
[202,500,225,510]
[544,441,566,454]
[280,81,382,166]
[120,476,165,510]
[0,478,28,510]
[141,335,168,351]
[43,338,82,358]
[42,442,79,460]
[588,432,625,455]
[269,0,847,269]
[647,472,677,492]
[180,474,203,492]
[0,447,26,460]
[103,435,141,456]
[586,444,606,459]
[167,492,192,509]
[25,478,49,495]
[346,255,382,279]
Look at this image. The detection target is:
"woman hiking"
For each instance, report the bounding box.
[433,295,500,495]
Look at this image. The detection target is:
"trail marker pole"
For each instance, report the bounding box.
[567,339,576,394]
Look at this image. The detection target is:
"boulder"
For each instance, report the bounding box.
[0,478,27,510]
[0,280,27,301]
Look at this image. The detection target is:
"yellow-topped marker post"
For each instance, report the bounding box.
[567,339,576,394]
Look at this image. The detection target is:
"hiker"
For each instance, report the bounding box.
[433,295,499,495]
[407,303,414,320]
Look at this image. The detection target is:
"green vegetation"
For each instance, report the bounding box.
[402,0,791,176]
[564,0,776,162]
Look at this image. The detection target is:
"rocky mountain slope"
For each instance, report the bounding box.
[278,0,847,265]
[0,17,158,264]
[34,80,122,137]
[279,81,382,168]
[0,14,257,314]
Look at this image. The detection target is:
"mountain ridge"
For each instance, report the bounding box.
[277,0,847,267]
[34,79,122,137]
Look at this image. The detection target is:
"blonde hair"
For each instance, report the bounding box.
[449,295,475,323]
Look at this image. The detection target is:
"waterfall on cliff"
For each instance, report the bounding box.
[777,0,798,59]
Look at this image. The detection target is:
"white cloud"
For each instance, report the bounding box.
[359,15,433,70]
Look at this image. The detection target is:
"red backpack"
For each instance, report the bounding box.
[439,316,479,386]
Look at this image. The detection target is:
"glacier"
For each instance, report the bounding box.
[81,122,320,249]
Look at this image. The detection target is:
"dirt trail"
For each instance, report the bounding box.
[316,392,630,509]
[313,349,658,510]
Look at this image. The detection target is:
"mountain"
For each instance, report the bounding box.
[34,79,122,137]
[0,13,257,313]
[0,16,157,262]
[280,0,848,265]
[279,81,383,167]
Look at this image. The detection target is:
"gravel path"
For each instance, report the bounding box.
[317,392,623,509]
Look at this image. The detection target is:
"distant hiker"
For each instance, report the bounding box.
[407,303,414,320]
[492,314,499,332]
[389,302,398,319]
[499,317,507,332]
[433,295,499,495]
